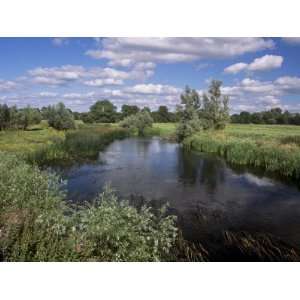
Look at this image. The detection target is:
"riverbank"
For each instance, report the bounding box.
[0,122,129,166]
[183,124,300,179]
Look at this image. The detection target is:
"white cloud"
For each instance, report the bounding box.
[39,92,57,97]
[224,55,283,74]
[83,78,124,87]
[28,64,155,87]
[248,55,283,71]
[0,80,17,92]
[275,76,300,93]
[224,62,248,74]
[125,84,180,95]
[86,37,274,66]
[29,65,83,85]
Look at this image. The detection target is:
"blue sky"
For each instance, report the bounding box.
[1,37,300,112]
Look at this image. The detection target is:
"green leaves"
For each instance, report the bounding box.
[120,111,153,136]
[0,154,177,261]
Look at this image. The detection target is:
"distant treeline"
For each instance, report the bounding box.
[231,108,300,125]
[0,100,180,131]
[72,100,179,123]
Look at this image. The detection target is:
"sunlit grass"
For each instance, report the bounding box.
[184,124,300,178]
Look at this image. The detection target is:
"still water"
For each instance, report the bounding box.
[60,137,300,248]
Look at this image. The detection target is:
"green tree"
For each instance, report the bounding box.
[202,80,230,129]
[120,110,153,136]
[121,104,140,119]
[0,104,11,130]
[90,100,117,123]
[15,106,42,130]
[153,106,171,122]
[48,102,76,130]
[175,86,202,142]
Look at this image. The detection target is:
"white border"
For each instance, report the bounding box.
[1,262,299,299]
[1,0,300,299]
[0,0,299,36]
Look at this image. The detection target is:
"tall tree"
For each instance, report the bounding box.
[202,80,230,129]
[121,104,140,119]
[90,100,117,123]
[48,102,76,130]
[175,86,202,142]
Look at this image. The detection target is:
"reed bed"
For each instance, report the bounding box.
[26,127,129,166]
[184,129,300,179]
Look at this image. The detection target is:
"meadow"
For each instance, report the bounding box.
[149,123,300,179]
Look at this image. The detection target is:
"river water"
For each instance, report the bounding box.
[58,137,300,249]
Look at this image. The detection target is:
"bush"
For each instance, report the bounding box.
[120,111,153,136]
[48,102,76,130]
[0,152,177,261]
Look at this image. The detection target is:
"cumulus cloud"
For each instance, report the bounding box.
[29,65,83,85]
[125,83,180,95]
[39,92,58,97]
[28,64,155,87]
[83,78,124,87]
[0,80,17,92]
[86,37,274,66]
[222,75,300,113]
[274,76,300,94]
[224,55,283,74]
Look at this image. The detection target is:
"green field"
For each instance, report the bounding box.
[183,124,300,178]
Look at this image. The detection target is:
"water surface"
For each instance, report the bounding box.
[59,137,300,248]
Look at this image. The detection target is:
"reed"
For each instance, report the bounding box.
[184,130,300,179]
[27,127,129,166]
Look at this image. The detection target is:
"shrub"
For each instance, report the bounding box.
[0,152,177,261]
[48,102,76,130]
[120,111,153,136]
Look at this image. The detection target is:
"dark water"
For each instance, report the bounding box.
[59,137,300,248]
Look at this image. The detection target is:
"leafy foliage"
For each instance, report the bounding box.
[0,152,177,261]
[120,110,153,136]
[202,80,230,130]
[47,102,76,130]
[176,86,202,142]
[231,107,300,125]
[90,100,117,123]
[121,104,140,119]
[176,80,230,141]
[0,104,41,130]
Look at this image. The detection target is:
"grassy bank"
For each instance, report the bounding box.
[27,126,129,166]
[184,124,300,179]
[0,123,129,166]
[146,123,177,139]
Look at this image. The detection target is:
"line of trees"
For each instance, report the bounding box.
[0,104,42,130]
[0,102,76,131]
[73,101,179,124]
[231,108,300,125]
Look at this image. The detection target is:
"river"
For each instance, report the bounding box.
[57,137,300,249]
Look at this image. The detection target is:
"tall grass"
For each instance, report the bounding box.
[0,152,177,261]
[27,127,129,166]
[184,131,300,179]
